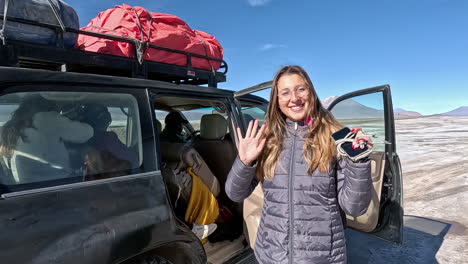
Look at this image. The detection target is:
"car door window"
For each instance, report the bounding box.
[240,105,266,126]
[181,107,221,132]
[236,85,269,130]
[329,92,385,152]
[0,89,143,195]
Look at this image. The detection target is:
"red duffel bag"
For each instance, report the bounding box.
[77,4,223,71]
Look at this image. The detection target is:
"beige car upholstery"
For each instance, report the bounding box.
[345,151,385,231]
[193,114,236,195]
[243,183,263,247]
[160,141,220,197]
[200,114,228,140]
[242,151,386,248]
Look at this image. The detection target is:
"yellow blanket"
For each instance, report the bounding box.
[184,167,219,225]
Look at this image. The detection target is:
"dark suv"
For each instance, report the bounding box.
[0,20,403,264]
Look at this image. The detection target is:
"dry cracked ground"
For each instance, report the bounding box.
[347,116,468,264]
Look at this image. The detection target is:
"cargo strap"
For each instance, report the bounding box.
[0,0,9,45]
[130,6,152,64]
[47,0,66,33]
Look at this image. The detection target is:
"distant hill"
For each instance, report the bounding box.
[394,108,422,118]
[326,98,384,119]
[439,106,468,116]
[322,96,425,118]
[321,96,338,108]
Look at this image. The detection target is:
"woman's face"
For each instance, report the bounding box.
[277,73,311,122]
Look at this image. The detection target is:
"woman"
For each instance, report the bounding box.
[225,65,372,263]
[0,95,93,184]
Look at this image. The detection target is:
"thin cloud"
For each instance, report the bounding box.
[247,0,272,7]
[259,43,286,51]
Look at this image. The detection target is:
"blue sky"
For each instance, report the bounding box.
[67,0,468,115]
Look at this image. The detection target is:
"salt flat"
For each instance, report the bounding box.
[347,115,468,264]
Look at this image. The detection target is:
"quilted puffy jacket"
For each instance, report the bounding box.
[226,119,372,264]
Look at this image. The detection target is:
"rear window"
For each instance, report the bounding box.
[0,91,143,194]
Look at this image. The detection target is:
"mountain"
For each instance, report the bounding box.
[321,96,338,108]
[394,108,422,118]
[327,98,384,119]
[322,96,425,118]
[439,106,468,116]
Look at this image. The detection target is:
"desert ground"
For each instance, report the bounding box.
[347,115,468,263]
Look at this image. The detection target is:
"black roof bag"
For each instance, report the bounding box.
[0,0,79,48]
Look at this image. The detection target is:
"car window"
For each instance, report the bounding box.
[237,87,269,128]
[329,92,385,151]
[155,110,190,139]
[155,107,226,141]
[240,105,266,127]
[0,90,143,194]
[181,107,224,131]
[108,107,131,145]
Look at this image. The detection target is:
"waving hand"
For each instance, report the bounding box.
[237,119,267,166]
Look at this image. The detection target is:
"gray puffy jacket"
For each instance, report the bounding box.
[226,119,371,264]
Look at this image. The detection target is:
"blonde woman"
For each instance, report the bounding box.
[226,65,373,264]
[0,95,93,184]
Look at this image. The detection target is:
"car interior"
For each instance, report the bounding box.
[152,94,392,260]
[153,96,245,264]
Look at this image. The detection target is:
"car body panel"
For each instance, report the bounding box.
[0,172,196,263]
[0,73,203,263]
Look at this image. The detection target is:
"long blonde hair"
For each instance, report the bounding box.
[257,65,342,180]
[0,95,56,158]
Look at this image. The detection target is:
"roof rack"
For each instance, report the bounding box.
[0,16,228,88]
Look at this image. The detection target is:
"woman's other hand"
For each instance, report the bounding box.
[351,127,374,149]
[237,119,267,166]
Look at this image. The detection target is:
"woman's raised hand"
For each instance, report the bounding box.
[237,119,267,166]
[351,127,374,149]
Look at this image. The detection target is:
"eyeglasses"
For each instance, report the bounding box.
[277,86,309,102]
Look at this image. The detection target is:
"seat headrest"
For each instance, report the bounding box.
[200,114,227,140]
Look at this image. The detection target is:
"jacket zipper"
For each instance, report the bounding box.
[289,122,298,263]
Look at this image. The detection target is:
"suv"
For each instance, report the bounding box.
[0,19,403,264]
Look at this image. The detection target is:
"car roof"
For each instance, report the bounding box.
[0,66,235,96]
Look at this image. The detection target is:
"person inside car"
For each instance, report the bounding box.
[81,104,137,179]
[159,111,188,143]
[0,95,94,184]
[225,65,373,264]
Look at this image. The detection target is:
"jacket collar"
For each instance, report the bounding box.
[285,118,309,135]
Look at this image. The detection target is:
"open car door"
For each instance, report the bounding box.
[327,84,403,244]
[233,81,271,248]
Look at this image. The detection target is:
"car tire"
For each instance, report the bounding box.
[123,238,206,264]
[139,255,173,264]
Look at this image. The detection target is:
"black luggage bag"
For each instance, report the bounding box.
[0,0,79,48]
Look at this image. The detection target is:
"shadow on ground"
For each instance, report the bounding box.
[346,215,451,264]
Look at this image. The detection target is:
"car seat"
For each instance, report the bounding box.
[192,114,236,197]
[159,142,220,197]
